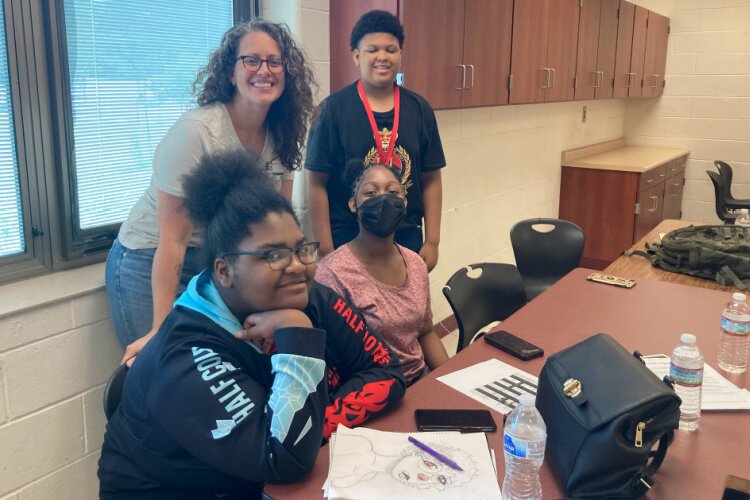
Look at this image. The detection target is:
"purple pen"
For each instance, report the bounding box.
[408,435,465,472]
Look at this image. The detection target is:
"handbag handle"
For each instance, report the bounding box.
[629,431,673,497]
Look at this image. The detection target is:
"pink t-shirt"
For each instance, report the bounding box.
[315,244,433,383]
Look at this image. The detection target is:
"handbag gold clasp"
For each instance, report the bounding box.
[563,378,582,398]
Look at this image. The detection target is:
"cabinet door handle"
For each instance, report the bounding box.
[651,75,659,88]
[626,72,635,88]
[649,196,659,212]
[591,71,598,88]
[456,65,466,90]
[550,67,556,88]
[467,64,475,89]
[541,68,550,88]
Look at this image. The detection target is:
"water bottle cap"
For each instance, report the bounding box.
[680,333,696,345]
[519,394,535,406]
[732,292,746,302]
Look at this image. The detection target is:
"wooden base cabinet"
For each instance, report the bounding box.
[559,151,687,269]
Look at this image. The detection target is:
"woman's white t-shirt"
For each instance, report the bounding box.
[118,103,293,249]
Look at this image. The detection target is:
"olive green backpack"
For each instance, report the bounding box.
[625,225,750,289]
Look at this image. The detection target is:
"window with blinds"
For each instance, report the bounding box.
[63,0,234,230]
[0,5,23,259]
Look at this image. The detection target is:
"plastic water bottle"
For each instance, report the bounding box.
[502,394,546,500]
[669,333,704,432]
[735,208,750,226]
[719,292,750,373]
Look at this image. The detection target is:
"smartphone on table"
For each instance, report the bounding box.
[414,408,497,432]
[483,330,544,361]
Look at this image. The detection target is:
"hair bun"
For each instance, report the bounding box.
[182,149,270,225]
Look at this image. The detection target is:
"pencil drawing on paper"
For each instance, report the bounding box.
[328,433,477,492]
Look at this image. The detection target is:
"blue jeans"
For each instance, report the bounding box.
[105,240,203,349]
[332,225,424,253]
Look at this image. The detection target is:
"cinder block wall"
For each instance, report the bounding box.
[0,282,121,500]
[625,0,750,223]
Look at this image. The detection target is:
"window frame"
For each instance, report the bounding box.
[0,0,260,284]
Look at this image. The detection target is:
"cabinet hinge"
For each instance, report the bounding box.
[668,25,671,34]
[635,203,641,215]
[616,7,620,19]
[611,77,615,89]
[32,226,45,239]
[508,74,513,90]
[646,17,649,27]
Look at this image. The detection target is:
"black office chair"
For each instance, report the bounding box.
[707,170,743,224]
[715,160,750,206]
[510,218,585,301]
[103,364,128,420]
[442,263,527,353]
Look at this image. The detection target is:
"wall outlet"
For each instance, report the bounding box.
[582,105,588,123]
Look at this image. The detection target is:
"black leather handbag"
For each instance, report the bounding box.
[536,333,681,499]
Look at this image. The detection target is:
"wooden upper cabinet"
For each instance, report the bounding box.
[629,5,649,97]
[400,0,512,109]
[643,11,670,97]
[460,0,513,107]
[575,0,603,101]
[595,0,620,99]
[510,0,579,104]
[509,0,550,104]
[329,0,398,93]
[400,0,465,109]
[329,0,670,107]
[545,0,581,102]
[613,0,635,98]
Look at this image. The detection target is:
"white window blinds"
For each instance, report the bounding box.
[0,5,23,258]
[63,0,234,230]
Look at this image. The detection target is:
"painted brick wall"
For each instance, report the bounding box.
[625,0,750,223]
[0,286,121,500]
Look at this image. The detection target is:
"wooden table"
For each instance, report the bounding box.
[265,269,749,499]
[604,219,741,291]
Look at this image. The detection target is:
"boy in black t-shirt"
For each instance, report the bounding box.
[305,10,446,271]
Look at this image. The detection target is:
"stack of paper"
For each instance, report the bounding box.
[323,426,501,499]
[643,354,750,410]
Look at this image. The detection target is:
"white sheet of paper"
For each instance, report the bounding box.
[324,426,501,500]
[643,354,750,410]
[437,358,538,415]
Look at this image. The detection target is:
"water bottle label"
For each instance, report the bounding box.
[503,434,528,458]
[721,317,750,335]
[670,363,703,386]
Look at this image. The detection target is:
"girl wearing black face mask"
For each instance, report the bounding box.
[315,160,449,386]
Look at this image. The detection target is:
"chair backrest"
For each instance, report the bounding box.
[715,160,733,191]
[442,263,527,353]
[510,218,585,301]
[103,364,128,420]
[707,170,738,224]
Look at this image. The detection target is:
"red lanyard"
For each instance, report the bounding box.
[357,80,400,168]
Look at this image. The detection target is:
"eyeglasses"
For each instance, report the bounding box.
[236,55,285,74]
[222,242,320,271]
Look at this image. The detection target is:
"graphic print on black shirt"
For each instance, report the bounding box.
[305,81,445,234]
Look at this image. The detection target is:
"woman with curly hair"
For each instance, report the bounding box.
[106,18,316,364]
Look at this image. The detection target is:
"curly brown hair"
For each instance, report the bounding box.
[193,18,316,171]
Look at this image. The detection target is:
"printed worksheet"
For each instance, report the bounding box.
[437,358,538,414]
[324,426,501,500]
[643,354,750,410]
